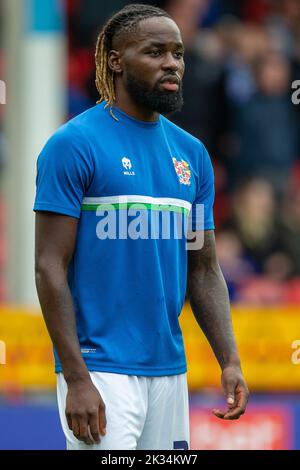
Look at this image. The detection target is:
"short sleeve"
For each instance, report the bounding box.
[191,145,215,231]
[33,125,93,218]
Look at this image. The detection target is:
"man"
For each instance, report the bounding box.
[34,4,249,450]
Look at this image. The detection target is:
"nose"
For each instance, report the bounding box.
[161,52,179,72]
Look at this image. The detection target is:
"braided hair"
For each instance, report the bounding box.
[95,3,171,119]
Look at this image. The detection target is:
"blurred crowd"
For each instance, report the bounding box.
[0,0,299,305]
[67,0,300,304]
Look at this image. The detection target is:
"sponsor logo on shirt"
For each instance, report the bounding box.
[122,157,135,176]
[172,157,191,186]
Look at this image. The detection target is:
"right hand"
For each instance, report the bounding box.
[65,378,107,445]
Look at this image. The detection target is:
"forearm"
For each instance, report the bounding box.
[35,265,90,384]
[187,262,240,371]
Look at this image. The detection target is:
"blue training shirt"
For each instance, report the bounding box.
[34,101,215,376]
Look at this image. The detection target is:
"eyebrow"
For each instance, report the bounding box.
[144,41,184,49]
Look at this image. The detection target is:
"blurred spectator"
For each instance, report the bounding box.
[266,0,300,58]
[215,230,254,300]
[164,0,227,156]
[279,174,300,276]
[236,276,286,305]
[222,179,283,273]
[66,0,300,304]
[229,52,298,196]
[68,0,132,48]
[221,22,270,105]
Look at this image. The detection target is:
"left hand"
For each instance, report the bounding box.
[212,365,249,420]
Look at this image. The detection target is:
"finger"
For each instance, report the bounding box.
[212,408,226,419]
[235,386,249,411]
[65,411,72,431]
[227,395,235,408]
[89,412,101,444]
[223,406,245,420]
[223,379,236,408]
[79,417,93,445]
[72,417,80,441]
[99,405,107,436]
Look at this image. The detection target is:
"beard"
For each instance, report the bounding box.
[125,71,184,115]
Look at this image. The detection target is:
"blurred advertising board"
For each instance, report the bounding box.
[0,397,299,450]
[180,304,300,392]
[0,304,300,391]
[0,307,54,391]
[190,404,294,450]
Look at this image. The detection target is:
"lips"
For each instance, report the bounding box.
[160,75,180,92]
[161,82,179,91]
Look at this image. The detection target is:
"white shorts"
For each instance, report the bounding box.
[56,372,190,450]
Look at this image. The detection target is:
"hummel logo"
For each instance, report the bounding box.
[122,157,135,176]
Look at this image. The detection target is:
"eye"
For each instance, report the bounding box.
[149,50,161,57]
[174,51,184,59]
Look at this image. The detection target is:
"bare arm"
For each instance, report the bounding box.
[35,212,106,444]
[187,230,249,419]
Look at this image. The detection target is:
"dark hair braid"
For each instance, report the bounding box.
[95,3,171,119]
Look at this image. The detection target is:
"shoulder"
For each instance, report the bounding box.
[52,105,101,144]
[40,105,103,157]
[37,107,104,175]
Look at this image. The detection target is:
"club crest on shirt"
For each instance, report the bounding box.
[172,158,191,186]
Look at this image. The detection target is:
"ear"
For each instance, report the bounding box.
[108,50,122,74]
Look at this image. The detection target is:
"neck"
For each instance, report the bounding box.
[114,87,159,122]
